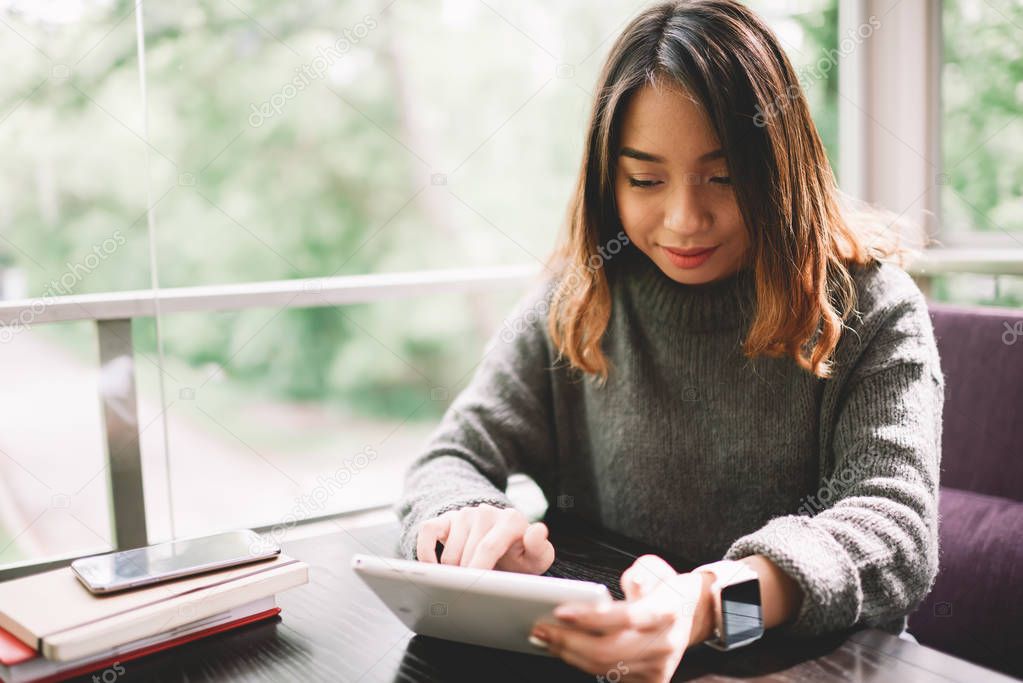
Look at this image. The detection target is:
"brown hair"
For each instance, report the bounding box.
[546,0,922,383]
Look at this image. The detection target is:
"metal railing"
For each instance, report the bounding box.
[907,248,1023,298]
[0,265,538,580]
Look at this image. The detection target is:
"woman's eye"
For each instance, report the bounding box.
[709,176,732,185]
[627,177,661,188]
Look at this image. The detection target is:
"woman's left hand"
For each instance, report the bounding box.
[530,554,712,682]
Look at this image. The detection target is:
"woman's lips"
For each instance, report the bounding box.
[662,245,719,269]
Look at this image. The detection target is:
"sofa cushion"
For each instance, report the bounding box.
[908,486,1023,678]
[928,303,1023,501]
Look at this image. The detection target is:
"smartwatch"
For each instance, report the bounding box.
[692,560,764,650]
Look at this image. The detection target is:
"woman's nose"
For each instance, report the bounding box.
[663,175,713,235]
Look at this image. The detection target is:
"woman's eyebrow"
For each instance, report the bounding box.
[619,146,666,162]
[699,148,726,162]
[618,146,725,163]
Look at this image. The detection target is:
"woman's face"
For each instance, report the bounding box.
[614,82,750,285]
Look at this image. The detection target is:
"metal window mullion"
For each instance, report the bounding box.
[97,318,148,550]
[838,0,869,196]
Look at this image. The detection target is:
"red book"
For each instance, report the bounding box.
[0,598,279,683]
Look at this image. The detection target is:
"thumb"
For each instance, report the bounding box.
[622,554,677,601]
[623,571,648,602]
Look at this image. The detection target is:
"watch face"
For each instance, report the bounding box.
[720,578,763,647]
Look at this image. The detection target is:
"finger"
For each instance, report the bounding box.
[556,598,673,633]
[415,514,452,563]
[629,574,706,636]
[555,601,631,633]
[496,521,547,573]
[622,555,676,588]
[465,509,524,569]
[438,509,473,565]
[522,521,548,555]
[622,596,679,632]
[457,505,501,567]
[518,522,555,574]
[556,601,634,633]
[523,519,548,556]
[544,624,645,667]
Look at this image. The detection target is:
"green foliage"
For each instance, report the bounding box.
[786,0,840,170]
[0,0,841,418]
[942,0,1023,240]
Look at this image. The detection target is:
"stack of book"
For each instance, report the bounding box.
[0,554,307,683]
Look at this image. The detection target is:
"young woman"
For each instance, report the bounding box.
[396,1,944,680]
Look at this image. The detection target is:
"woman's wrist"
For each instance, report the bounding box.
[739,554,803,629]
[687,570,717,647]
[685,554,803,647]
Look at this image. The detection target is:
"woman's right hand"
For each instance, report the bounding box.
[415,503,555,574]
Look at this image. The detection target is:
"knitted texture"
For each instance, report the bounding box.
[394,243,944,637]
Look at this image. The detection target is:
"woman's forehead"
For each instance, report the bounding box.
[618,84,722,163]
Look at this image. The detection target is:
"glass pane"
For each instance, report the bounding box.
[140,0,840,289]
[748,0,839,168]
[131,0,840,536]
[941,0,1023,244]
[134,287,523,541]
[0,322,112,567]
[0,1,147,571]
[0,2,153,296]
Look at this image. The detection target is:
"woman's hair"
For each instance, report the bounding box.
[546,0,925,383]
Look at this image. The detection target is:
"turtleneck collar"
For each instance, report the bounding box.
[611,242,757,332]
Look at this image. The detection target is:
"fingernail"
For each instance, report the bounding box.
[554,606,577,619]
[528,630,549,648]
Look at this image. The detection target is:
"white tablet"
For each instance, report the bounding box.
[351,554,613,656]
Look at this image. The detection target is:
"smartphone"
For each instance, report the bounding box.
[70,529,279,594]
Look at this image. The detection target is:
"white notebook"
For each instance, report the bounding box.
[0,597,277,683]
[0,555,307,662]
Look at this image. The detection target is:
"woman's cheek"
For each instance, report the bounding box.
[619,199,653,240]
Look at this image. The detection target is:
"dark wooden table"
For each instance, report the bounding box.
[68,512,1017,682]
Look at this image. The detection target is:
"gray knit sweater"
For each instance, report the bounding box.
[394,243,944,638]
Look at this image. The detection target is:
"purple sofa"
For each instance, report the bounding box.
[907,302,1023,678]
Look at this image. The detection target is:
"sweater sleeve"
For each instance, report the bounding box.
[393,278,559,561]
[723,288,944,636]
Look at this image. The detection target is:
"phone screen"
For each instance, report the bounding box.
[72,530,277,592]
